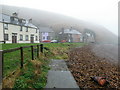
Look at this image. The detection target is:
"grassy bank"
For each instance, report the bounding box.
[2,42,85,88]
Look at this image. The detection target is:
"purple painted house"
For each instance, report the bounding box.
[39,27,54,42]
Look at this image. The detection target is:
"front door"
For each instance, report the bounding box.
[30,34,34,43]
[31,37,34,43]
[12,33,17,43]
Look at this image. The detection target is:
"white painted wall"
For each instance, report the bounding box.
[0,22,3,41]
[2,23,39,43]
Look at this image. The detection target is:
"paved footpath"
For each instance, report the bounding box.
[45,59,79,89]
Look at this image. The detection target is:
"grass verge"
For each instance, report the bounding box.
[13,57,50,89]
[2,42,85,88]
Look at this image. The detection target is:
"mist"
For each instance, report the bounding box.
[1,5,118,64]
[1,5,118,44]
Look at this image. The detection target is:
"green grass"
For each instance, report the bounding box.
[2,43,85,77]
[2,43,39,77]
[43,42,85,59]
[2,42,85,88]
[13,58,50,89]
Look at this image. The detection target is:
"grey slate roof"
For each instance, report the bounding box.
[59,29,81,35]
[0,13,37,29]
[39,27,54,33]
[0,14,10,23]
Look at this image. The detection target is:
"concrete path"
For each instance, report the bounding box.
[45,59,79,89]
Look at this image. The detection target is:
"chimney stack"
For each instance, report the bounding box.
[12,12,18,17]
[29,18,32,23]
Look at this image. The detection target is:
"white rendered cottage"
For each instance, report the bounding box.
[0,13,39,43]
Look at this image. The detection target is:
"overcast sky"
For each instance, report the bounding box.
[1,0,119,35]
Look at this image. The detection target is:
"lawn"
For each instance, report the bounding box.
[2,42,85,88]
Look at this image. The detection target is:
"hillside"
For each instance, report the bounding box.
[1,5,118,44]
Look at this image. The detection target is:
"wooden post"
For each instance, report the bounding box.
[0,50,3,87]
[31,46,34,60]
[20,47,23,68]
[40,44,43,53]
[37,45,39,58]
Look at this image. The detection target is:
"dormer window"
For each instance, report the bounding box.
[10,17,14,21]
[18,19,22,23]
[10,17,19,24]
[14,18,18,22]
[22,19,26,24]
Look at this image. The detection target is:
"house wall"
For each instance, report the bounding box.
[42,32,48,41]
[4,23,39,43]
[0,22,3,41]
[72,34,81,42]
[86,36,95,43]
[40,32,54,41]
[48,32,54,40]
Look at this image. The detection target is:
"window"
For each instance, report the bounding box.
[47,36,50,40]
[4,23,8,30]
[36,29,37,33]
[10,17,14,21]
[25,35,29,41]
[18,19,22,23]
[4,34,8,40]
[26,27,28,32]
[14,18,18,22]
[20,26,22,31]
[36,36,38,41]
[22,19,26,24]
[43,36,45,40]
[20,35,23,41]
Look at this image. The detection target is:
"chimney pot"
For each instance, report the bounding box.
[12,12,18,17]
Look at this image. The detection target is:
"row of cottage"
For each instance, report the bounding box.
[0,13,95,43]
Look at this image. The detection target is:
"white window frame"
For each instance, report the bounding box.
[20,34,23,41]
[4,23,8,30]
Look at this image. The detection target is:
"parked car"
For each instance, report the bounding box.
[42,40,51,43]
[51,40,58,43]
[61,40,67,43]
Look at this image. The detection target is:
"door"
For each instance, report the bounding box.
[31,37,34,43]
[12,33,17,43]
[30,35,34,43]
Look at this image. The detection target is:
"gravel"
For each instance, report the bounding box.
[67,45,119,89]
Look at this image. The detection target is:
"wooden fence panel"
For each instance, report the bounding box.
[40,44,43,53]
[20,47,23,68]
[31,46,34,60]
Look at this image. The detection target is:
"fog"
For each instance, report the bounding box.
[1,5,118,44]
[0,4,118,67]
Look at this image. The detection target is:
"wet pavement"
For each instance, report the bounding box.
[45,59,79,89]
